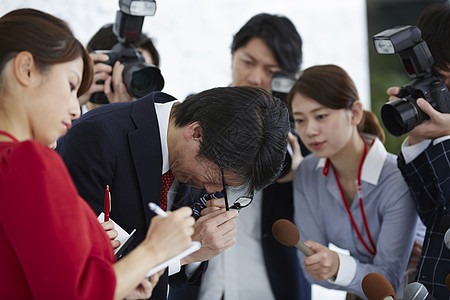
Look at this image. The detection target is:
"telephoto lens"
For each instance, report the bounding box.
[123,62,164,98]
[381,96,429,137]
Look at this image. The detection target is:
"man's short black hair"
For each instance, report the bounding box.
[418,2,450,73]
[231,13,303,75]
[172,86,290,192]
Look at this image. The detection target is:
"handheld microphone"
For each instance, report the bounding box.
[403,282,436,300]
[272,219,314,256]
[361,272,395,300]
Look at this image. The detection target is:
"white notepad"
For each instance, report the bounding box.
[146,241,201,277]
[98,212,201,276]
[97,212,136,257]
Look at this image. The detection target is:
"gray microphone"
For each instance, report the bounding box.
[403,282,436,300]
[444,228,450,250]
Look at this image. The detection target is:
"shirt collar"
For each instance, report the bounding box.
[316,135,387,185]
[154,101,177,175]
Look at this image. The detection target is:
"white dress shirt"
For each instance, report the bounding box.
[154,100,182,275]
[198,189,275,300]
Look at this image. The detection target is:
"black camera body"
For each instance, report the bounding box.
[90,0,164,104]
[373,25,450,136]
[270,71,311,179]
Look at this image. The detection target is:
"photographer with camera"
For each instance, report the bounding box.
[78,24,161,112]
[78,2,164,112]
[381,3,450,298]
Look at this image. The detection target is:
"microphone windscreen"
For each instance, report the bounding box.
[404,282,430,300]
[445,229,450,251]
[362,273,395,300]
[272,219,299,247]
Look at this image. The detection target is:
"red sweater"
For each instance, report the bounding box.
[0,141,116,299]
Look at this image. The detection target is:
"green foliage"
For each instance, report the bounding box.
[369,46,410,155]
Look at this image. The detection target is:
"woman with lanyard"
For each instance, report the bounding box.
[287,64,419,298]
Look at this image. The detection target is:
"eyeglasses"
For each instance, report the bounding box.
[221,168,253,211]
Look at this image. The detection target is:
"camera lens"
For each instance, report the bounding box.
[381,98,428,136]
[123,62,164,98]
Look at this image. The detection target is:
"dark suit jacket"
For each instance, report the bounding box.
[398,140,450,299]
[57,92,204,300]
[168,181,311,300]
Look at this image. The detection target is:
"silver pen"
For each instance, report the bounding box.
[148,202,168,217]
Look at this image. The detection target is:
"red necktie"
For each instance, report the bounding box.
[160,170,175,211]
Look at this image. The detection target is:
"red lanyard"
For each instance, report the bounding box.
[324,142,377,256]
[0,130,19,143]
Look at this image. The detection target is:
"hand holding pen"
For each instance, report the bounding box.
[144,203,195,262]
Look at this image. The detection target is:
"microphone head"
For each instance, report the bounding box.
[272,219,299,247]
[362,273,395,300]
[404,282,428,300]
[445,229,450,251]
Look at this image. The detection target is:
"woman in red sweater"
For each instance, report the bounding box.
[0,8,195,300]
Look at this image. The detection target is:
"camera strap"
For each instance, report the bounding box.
[325,142,377,256]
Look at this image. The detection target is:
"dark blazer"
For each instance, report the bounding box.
[398,140,450,299]
[168,181,311,300]
[57,92,203,300]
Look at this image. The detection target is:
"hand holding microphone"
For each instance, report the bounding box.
[272,219,314,256]
[272,219,340,280]
[361,273,395,300]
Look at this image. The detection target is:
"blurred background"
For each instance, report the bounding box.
[3,0,446,154]
[1,0,447,298]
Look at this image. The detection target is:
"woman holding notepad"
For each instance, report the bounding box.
[0,8,195,300]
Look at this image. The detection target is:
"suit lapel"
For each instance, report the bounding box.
[128,94,164,226]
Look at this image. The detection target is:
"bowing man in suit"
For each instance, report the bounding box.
[169,13,311,300]
[56,86,290,300]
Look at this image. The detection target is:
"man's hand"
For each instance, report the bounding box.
[104,61,135,103]
[277,132,304,183]
[180,202,238,265]
[387,86,450,144]
[78,53,112,106]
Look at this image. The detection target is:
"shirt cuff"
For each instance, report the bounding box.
[433,135,450,145]
[401,138,431,164]
[168,260,181,276]
[185,262,202,278]
[327,252,356,286]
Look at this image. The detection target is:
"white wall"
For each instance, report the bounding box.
[1,0,370,108]
[2,2,367,298]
